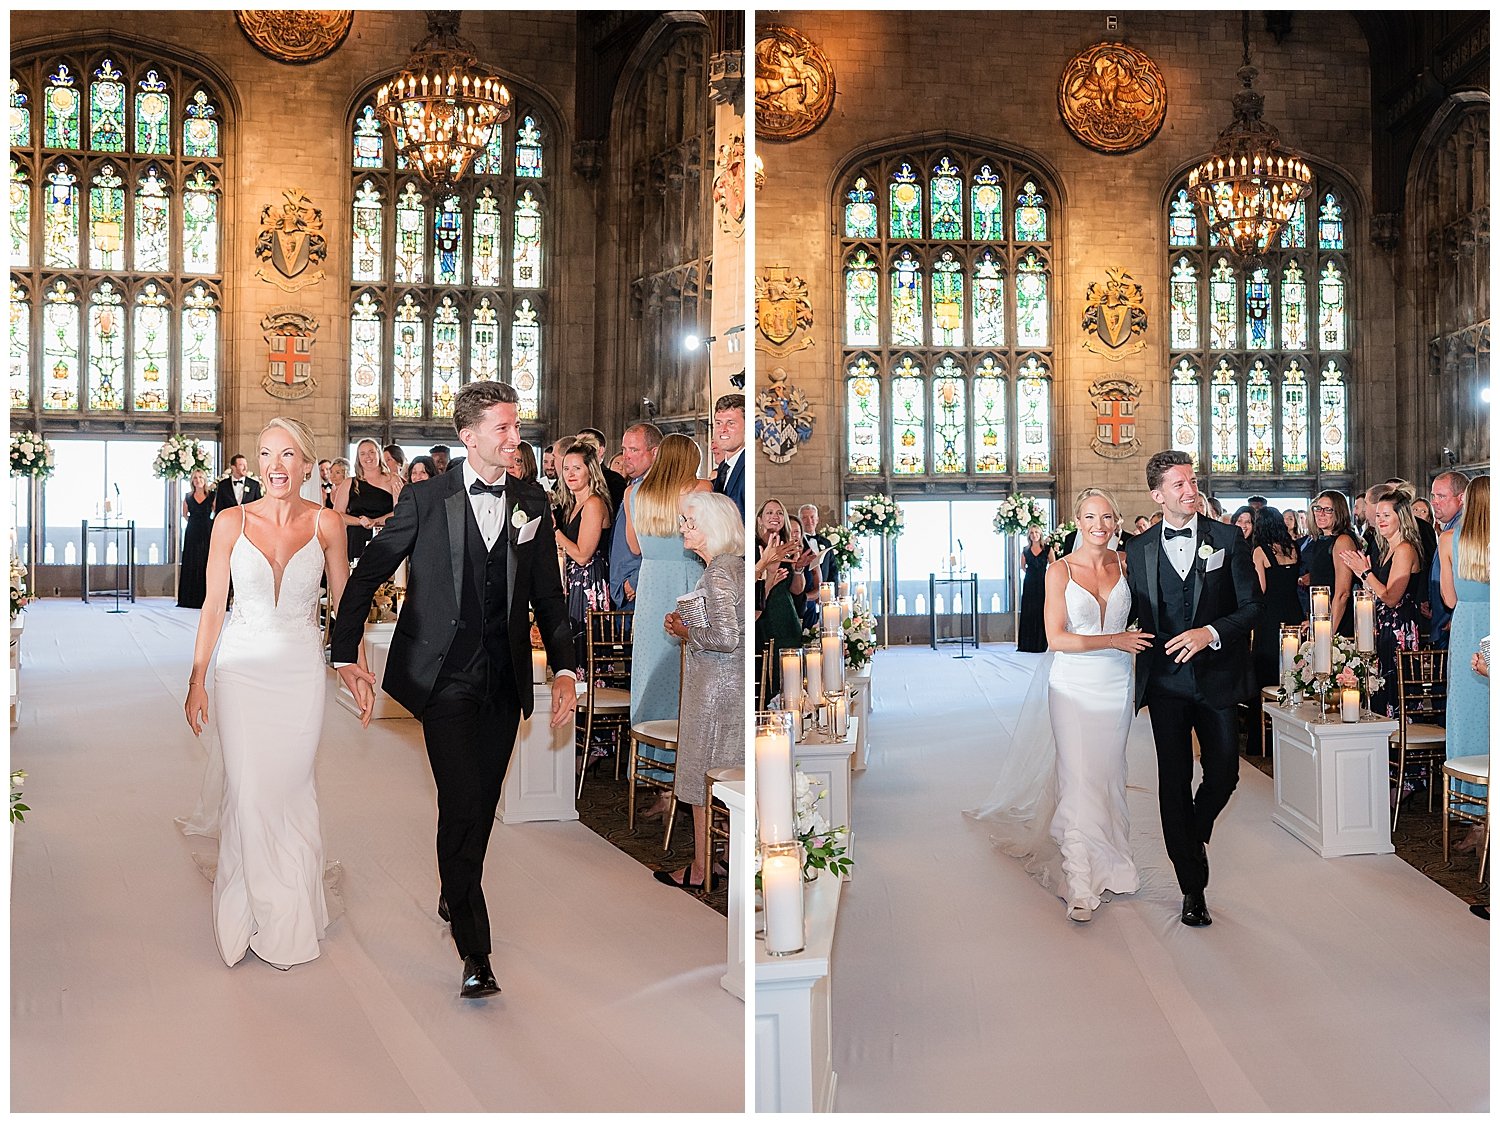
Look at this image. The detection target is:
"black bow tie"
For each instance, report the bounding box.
[1163,525,1193,541]
[469,479,506,498]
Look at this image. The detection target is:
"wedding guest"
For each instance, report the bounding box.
[1133,515,1152,534]
[1373,479,1437,627]
[610,423,662,613]
[334,438,397,561]
[406,455,437,484]
[328,457,350,492]
[1250,507,1304,695]
[1438,475,1488,848]
[1148,511,1163,527]
[1247,494,1268,511]
[754,497,804,697]
[1339,490,1424,718]
[1427,470,1469,647]
[539,442,557,492]
[798,503,839,588]
[784,517,820,630]
[581,426,628,515]
[212,454,262,515]
[506,442,537,485]
[1302,489,1358,637]
[1017,525,1050,653]
[555,441,612,674]
[316,459,334,508]
[383,443,407,482]
[1283,507,1307,548]
[656,491,745,891]
[1231,505,1255,539]
[1412,498,1433,524]
[427,444,450,474]
[711,393,746,515]
[609,452,629,477]
[177,468,214,609]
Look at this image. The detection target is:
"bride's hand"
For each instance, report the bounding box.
[1113,630,1154,654]
[185,681,209,736]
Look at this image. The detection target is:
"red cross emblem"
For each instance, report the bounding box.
[268,334,311,386]
[1095,397,1135,445]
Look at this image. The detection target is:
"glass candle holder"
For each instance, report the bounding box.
[754,711,796,846]
[1309,585,1331,620]
[1279,624,1300,677]
[1352,589,1375,654]
[761,841,806,956]
[778,648,804,711]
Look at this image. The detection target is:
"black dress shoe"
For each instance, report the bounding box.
[653,867,705,892]
[460,954,500,999]
[1181,892,1212,927]
[437,896,450,923]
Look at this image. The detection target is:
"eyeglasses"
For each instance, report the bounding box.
[1311,505,1335,514]
[677,515,696,529]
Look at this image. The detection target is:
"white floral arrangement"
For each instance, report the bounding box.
[1046,521,1077,553]
[9,430,55,480]
[841,603,878,670]
[1288,634,1384,696]
[10,553,34,619]
[152,434,214,481]
[10,769,28,824]
[993,493,1048,535]
[795,769,851,879]
[848,494,905,539]
[819,523,864,571]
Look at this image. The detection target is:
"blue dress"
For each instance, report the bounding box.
[629,490,706,725]
[1446,531,1489,806]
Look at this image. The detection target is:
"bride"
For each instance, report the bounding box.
[183,418,364,969]
[968,488,1152,922]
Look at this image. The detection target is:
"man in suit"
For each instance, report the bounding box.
[428,444,451,475]
[798,504,837,589]
[212,454,261,514]
[608,422,661,612]
[1426,470,1469,647]
[1125,449,1262,928]
[334,381,577,999]
[711,393,745,515]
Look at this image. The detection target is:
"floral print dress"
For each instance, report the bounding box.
[1369,551,1422,718]
[562,505,610,674]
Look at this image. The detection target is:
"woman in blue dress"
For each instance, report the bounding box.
[1439,475,1489,849]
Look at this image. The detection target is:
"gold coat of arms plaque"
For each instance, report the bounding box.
[754,25,835,142]
[1058,43,1167,154]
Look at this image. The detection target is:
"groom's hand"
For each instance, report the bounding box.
[1165,627,1214,663]
[336,664,379,728]
[550,674,578,728]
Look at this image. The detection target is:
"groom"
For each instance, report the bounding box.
[1125,450,1261,927]
[333,380,577,998]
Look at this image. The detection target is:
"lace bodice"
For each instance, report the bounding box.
[226,528,325,635]
[1060,562,1131,636]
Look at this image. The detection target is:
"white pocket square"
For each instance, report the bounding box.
[516,517,540,544]
[1205,548,1226,572]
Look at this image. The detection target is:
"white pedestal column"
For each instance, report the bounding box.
[716,777,747,1000]
[499,680,579,824]
[793,718,858,846]
[846,668,871,770]
[1268,701,1399,857]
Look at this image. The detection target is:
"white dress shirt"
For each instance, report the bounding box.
[462,461,505,552]
[1160,515,1221,649]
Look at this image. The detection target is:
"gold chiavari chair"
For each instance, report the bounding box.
[703,764,744,894]
[627,646,685,845]
[577,609,634,798]
[1441,755,1489,882]
[1390,648,1448,830]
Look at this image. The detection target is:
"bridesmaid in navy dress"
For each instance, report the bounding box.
[1017,527,1051,653]
[177,468,214,609]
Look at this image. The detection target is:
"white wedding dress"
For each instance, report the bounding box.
[202,526,330,968]
[968,561,1139,912]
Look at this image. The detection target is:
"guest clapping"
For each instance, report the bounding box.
[1339,491,1424,717]
[335,438,398,561]
[555,441,613,672]
[1304,490,1358,636]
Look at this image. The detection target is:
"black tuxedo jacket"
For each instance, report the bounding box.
[212,475,261,513]
[330,458,575,719]
[1124,515,1262,712]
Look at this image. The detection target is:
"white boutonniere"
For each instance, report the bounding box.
[1197,543,1215,560]
[511,507,530,530]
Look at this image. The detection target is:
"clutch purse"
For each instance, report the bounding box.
[675,590,710,629]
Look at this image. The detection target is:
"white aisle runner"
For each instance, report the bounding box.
[10,601,742,1112]
[831,646,1487,1113]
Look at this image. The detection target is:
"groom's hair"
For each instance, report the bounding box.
[453,380,519,435]
[1145,449,1193,492]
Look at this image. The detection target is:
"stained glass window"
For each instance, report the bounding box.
[511,300,540,419]
[431,297,461,417]
[89,60,126,152]
[1317,193,1344,249]
[846,356,881,475]
[392,296,424,418]
[1170,359,1201,469]
[930,157,963,240]
[1209,360,1238,473]
[972,251,1005,347]
[182,169,217,273]
[513,189,542,287]
[971,166,1003,240]
[844,249,879,346]
[42,281,79,411]
[470,297,499,381]
[1245,360,1274,472]
[1169,188,1197,246]
[471,118,506,176]
[1170,257,1198,350]
[1279,198,1306,248]
[1209,258,1237,349]
[1280,260,1307,350]
[1015,357,1050,473]
[44,65,80,149]
[972,357,1007,473]
[43,163,80,269]
[844,176,877,239]
[180,284,218,413]
[351,180,382,283]
[889,163,921,238]
[1281,360,1309,473]
[87,281,126,410]
[133,165,170,272]
[434,195,464,285]
[10,160,29,267]
[1318,261,1345,349]
[1015,250,1048,347]
[931,251,963,347]
[10,79,30,147]
[891,249,923,346]
[183,90,218,157]
[88,164,126,271]
[131,282,169,411]
[1245,266,1273,350]
[1015,181,1047,242]
[353,105,383,168]
[931,356,967,473]
[515,115,543,178]
[890,357,926,475]
[134,70,170,154]
[348,293,382,417]
[395,183,425,283]
[10,284,31,411]
[1318,362,1347,472]
[471,188,503,286]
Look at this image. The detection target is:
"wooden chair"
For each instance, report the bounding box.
[1390,648,1448,830]
[1441,755,1489,882]
[627,646,685,844]
[704,764,744,894]
[577,609,634,798]
[757,639,777,709]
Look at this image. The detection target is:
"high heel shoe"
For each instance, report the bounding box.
[1067,900,1092,923]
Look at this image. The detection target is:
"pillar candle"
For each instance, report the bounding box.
[822,635,844,694]
[1312,619,1332,675]
[829,692,849,739]
[762,849,806,955]
[754,715,795,845]
[804,646,824,705]
[779,649,803,710]
[1341,687,1360,722]
[838,595,854,621]
[1353,591,1375,654]
[1310,585,1331,619]
[1280,628,1299,675]
[820,600,841,636]
[855,582,866,604]
[818,584,833,605]
[531,648,547,684]
[837,580,849,598]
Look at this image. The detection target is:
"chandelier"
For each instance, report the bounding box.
[1187,13,1312,257]
[375,12,511,189]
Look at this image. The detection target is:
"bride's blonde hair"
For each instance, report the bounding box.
[1073,486,1121,521]
[259,417,318,480]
